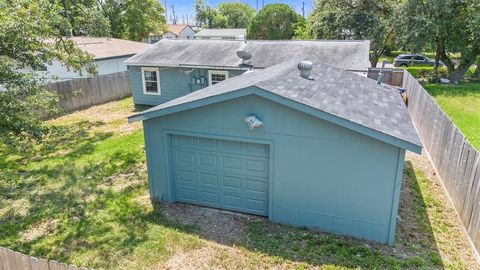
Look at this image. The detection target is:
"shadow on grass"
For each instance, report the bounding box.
[0,113,446,269]
[147,160,445,269]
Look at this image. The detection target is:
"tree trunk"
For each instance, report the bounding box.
[474,59,480,79]
[369,54,378,68]
[432,47,441,83]
[448,61,474,84]
[438,49,455,75]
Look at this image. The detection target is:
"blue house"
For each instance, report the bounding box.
[124,39,371,106]
[128,57,422,244]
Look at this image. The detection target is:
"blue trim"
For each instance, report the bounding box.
[129,87,422,153]
[387,149,406,245]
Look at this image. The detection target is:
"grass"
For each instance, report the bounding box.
[0,98,477,269]
[423,83,480,149]
[399,65,480,150]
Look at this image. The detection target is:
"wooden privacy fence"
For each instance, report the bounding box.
[46,71,131,113]
[368,68,480,255]
[0,247,91,270]
[367,68,405,87]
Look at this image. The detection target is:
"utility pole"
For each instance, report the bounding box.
[262,0,264,8]
[302,1,305,18]
[256,0,258,11]
[164,0,167,23]
[171,5,177,25]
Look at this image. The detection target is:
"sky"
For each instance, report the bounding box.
[161,0,315,25]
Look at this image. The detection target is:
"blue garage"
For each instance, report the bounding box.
[129,61,422,244]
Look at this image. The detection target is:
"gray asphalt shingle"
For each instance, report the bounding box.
[124,39,370,71]
[131,62,422,149]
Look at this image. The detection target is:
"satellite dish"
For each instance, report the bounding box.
[236,50,252,64]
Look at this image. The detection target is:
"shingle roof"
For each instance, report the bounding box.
[130,61,422,151]
[69,37,151,60]
[195,28,246,37]
[124,39,370,71]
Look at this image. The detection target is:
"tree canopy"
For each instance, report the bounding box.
[195,0,256,29]
[217,2,256,28]
[0,0,96,145]
[247,4,304,40]
[308,0,395,67]
[55,0,167,41]
[101,0,167,41]
[395,0,480,83]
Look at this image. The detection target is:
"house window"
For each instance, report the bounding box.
[208,70,229,86]
[142,67,160,95]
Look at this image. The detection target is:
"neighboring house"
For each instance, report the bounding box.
[24,37,150,81]
[144,24,196,43]
[124,39,371,106]
[195,28,246,40]
[128,61,422,244]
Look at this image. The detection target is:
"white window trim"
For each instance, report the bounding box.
[141,67,161,95]
[208,70,229,86]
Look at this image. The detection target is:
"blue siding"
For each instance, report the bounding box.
[142,92,406,244]
[128,66,246,105]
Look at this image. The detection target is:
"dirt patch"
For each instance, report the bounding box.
[98,165,146,192]
[0,198,31,218]
[20,218,59,243]
[159,203,263,246]
[50,99,141,136]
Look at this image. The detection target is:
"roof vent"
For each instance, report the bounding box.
[298,61,313,80]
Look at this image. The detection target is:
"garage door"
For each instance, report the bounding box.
[170,134,270,216]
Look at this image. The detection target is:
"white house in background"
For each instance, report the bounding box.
[194,29,246,40]
[144,24,196,43]
[25,37,150,81]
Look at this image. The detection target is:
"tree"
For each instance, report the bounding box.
[0,0,96,145]
[247,4,304,40]
[396,0,480,83]
[217,2,255,28]
[73,6,111,37]
[308,0,395,67]
[194,0,221,28]
[100,0,167,41]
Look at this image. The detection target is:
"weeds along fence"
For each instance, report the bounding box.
[0,247,90,270]
[369,68,480,254]
[46,71,131,113]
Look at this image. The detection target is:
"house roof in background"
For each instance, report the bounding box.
[69,37,151,60]
[195,28,247,37]
[167,24,193,36]
[124,39,370,71]
[129,61,422,153]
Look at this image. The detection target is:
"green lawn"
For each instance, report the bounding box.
[423,83,480,149]
[0,98,477,269]
[400,66,480,150]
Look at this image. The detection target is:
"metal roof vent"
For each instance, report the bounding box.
[298,61,314,80]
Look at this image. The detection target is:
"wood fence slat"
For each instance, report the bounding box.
[0,248,92,270]
[0,247,6,270]
[45,71,131,114]
[368,68,480,256]
[30,257,50,270]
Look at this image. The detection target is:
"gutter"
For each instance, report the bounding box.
[124,62,251,70]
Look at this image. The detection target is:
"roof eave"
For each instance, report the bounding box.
[128,86,422,153]
[124,62,250,70]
